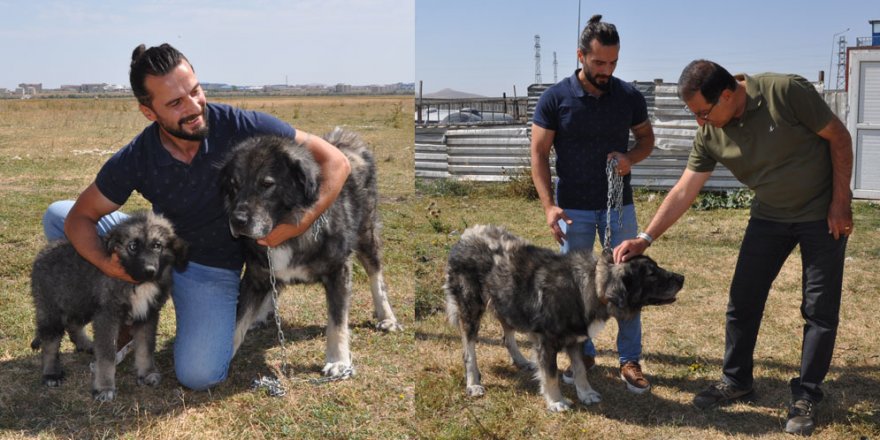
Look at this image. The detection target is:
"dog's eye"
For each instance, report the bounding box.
[127,241,139,252]
[150,241,163,251]
[261,177,275,189]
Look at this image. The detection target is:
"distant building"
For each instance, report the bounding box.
[81,83,110,93]
[201,83,234,91]
[18,83,42,93]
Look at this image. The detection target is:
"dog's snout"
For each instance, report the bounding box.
[675,273,685,287]
[143,266,157,278]
[231,209,249,228]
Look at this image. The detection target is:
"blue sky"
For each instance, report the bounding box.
[417,0,877,96]
[0,0,414,90]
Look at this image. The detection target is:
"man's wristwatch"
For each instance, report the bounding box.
[637,232,654,246]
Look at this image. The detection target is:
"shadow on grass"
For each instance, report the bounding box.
[416,329,880,436]
[0,316,385,438]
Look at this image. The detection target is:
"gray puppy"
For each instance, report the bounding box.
[30,211,187,401]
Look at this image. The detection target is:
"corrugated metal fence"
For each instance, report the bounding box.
[416,82,848,191]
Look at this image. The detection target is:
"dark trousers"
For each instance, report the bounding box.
[722,218,847,403]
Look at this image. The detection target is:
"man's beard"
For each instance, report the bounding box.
[585,68,611,91]
[162,108,209,141]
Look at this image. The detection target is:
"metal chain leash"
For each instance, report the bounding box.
[251,246,289,397]
[604,157,624,251]
[251,215,353,397]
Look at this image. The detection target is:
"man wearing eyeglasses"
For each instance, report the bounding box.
[614,59,853,436]
[530,14,656,395]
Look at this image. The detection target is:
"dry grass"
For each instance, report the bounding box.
[0,96,414,439]
[2,95,878,439]
[413,187,880,439]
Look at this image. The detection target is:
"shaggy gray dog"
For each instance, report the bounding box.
[30,211,187,401]
[445,224,684,412]
[218,128,401,379]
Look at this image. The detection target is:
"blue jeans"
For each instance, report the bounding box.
[558,204,642,364]
[42,201,240,390]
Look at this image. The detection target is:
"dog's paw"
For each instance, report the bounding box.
[465,385,485,397]
[92,389,117,402]
[375,319,403,332]
[137,372,162,387]
[42,373,65,387]
[513,359,537,371]
[577,388,602,405]
[546,399,572,413]
[321,361,355,379]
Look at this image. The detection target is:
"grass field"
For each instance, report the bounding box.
[413,182,880,439]
[1,96,878,439]
[0,96,415,439]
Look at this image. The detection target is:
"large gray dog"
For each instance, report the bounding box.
[30,211,188,401]
[219,128,401,379]
[445,224,684,412]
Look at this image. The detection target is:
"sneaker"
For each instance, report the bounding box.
[561,354,595,385]
[785,399,816,436]
[693,381,754,409]
[620,361,651,394]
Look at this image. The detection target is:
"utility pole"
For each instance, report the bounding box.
[553,51,558,83]
[828,28,848,90]
[534,35,542,84]
[835,35,848,90]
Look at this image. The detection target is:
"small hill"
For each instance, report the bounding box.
[422,88,485,99]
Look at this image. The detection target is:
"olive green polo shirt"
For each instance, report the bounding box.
[687,73,836,222]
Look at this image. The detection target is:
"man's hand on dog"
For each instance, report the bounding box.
[613,239,649,264]
[257,222,310,247]
[105,253,136,283]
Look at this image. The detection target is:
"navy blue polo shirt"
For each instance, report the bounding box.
[96,102,296,270]
[533,70,648,210]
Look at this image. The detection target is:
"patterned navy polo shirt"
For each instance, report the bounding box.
[533,70,648,210]
[96,102,296,270]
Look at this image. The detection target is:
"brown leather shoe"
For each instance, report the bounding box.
[117,324,133,350]
[620,361,651,394]
[561,353,595,384]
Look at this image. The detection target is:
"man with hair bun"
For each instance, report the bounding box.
[530,14,656,395]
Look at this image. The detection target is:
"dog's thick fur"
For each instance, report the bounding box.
[219,128,401,378]
[445,225,684,412]
[30,211,188,401]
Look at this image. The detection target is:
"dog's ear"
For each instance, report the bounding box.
[595,255,627,307]
[104,225,125,254]
[171,236,189,271]
[284,150,320,206]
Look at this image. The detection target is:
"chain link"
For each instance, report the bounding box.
[251,220,353,397]
[604,157,624,250]
[267,247,288,372]
[252,246,289,397]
